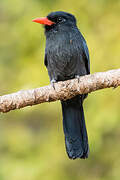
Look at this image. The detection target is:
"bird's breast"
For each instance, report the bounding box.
[47,41,78,77]
[46,31,84,80]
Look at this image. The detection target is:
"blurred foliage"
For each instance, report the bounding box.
[0,0,120,179]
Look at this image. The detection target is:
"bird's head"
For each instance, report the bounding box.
[32,11,77,32]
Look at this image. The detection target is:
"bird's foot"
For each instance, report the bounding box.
[75,75,80,83]
[113,84,118,89]
[50,79,57,90]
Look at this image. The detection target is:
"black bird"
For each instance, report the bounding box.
[32,11,90,159]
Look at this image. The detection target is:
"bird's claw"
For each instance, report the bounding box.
[75,75,80,83]
[51,79,56,90]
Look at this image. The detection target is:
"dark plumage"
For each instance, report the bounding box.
[33,11,90,159]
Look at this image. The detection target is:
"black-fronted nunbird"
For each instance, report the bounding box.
[32,11,90,159]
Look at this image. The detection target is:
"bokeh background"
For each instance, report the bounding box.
[0,0,120,179]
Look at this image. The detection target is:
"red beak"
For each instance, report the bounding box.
[32,17,55,26]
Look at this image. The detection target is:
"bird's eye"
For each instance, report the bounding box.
[57,17,65,23]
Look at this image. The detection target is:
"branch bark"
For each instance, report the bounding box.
[0,69,120,113]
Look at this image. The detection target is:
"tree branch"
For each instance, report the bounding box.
[0,69,120,113]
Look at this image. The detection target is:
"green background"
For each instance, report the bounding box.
[0,0,120,179]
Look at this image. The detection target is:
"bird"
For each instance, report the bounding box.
[32,11,90,159]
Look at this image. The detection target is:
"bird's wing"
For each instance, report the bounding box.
[82,39,90,74]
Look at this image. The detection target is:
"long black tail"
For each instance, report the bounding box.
[61,95,89,159]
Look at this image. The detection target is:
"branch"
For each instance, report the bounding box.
[0,69,120,113]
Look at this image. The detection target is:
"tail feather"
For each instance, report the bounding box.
[61,95,89,159]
